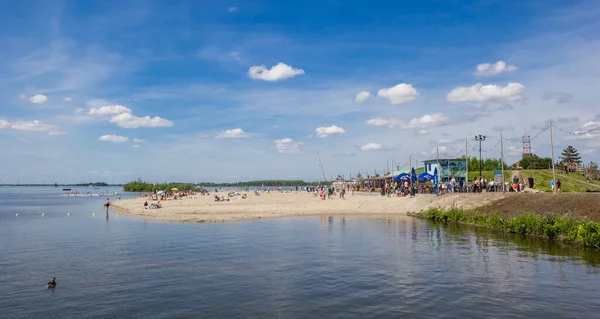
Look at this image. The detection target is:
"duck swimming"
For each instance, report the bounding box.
[46,277,56,289]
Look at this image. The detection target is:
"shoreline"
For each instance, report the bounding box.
[112,192,509,223]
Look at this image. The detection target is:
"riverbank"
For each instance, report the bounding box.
[411,207,600,248]
[112,192,506,223]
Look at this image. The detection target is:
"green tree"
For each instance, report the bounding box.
[560,145,581,164]
[587,161,599,180]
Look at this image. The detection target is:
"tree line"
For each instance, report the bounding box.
[122,179,327,192]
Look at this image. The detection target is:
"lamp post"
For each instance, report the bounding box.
[475,135,486,180]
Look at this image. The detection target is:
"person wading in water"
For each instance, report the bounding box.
[104,198,111,218]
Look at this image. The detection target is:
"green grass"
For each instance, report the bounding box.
[465,169,600,192]
[417,208,600,248]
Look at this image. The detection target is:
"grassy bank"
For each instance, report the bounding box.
[413,208,600,248]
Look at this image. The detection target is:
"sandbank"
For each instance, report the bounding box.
[112,191,508,223]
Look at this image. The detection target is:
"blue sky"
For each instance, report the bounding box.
[1,0,599,183]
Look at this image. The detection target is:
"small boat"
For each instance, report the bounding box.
[62,188,71,191]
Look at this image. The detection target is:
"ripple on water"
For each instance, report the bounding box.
[1,191,600,318]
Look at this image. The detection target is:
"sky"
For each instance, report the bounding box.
[1,0,599,183]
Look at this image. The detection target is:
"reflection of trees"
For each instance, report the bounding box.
[430,221,600,267]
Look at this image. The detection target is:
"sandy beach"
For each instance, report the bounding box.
[112,191,508,223]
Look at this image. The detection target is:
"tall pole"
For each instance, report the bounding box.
[479,138,483,179]
[550,121,557,194]
[500,132,505,192]
[465,138,469,186]
[409,154,412,173]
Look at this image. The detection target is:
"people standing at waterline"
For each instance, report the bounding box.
[104,198,110,216]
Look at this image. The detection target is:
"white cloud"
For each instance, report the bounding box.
[447,82,525,103]
[64,97,73,102]
[0,119,10,129]
[248,63,305,81]
[74,108,84,114]
[365,118,393,127]
[376,83,419,105]
[132,144,141,148]
[228,6,238,12]
[354,91,371,103]
[437,139,452,144]
[582,121,599,129]
[132,138,145,143]
[416,129,428,135]
[109,113,173,128]
[474,60,518,76]
[23,94,48,104]
[89,105,132,116]
[431,146,448,155]
[315,125,346,138]
[366,113,448,129]
[361,143,384,151]
[48,131,67,135]
[407,113,449,128]
[273,138,302,154]
[98,134,129,143]
[216,128,248,139]
[11,120,55,132]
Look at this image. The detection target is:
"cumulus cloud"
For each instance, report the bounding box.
[581,121,599,129]
[74,108,84,114]
[248,63,305,81]
[273,138,302,154]
[366,113,448,129]
[64,97,73,102]
[376,83,419,105]
[11,120,57,133]
[0,119,64,135]
[109,113,173,129]
[474,60,517,76]
[315,125,346,138]
[21,94,48,104]
[216,128,249,138]
[354,91,371,103]
[132,144,141,148]
[89,105,132,116]
[228,6,238,12]
[132,138,145,143]
[361,143,384,151]
[542,92,574,104]
[416,129,428,135]
[447,82,524,103]
[98,134,129,143]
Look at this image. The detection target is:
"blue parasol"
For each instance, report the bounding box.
[434,167,439,196]
[418,172,434,181]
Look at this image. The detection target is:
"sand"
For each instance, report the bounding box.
[111,191,509,223]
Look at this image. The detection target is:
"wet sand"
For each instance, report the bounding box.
[112,191,508,223]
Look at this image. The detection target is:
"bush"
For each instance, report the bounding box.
[416,209,600,248]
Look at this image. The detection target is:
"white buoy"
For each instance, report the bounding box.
[92,213,96,217]
[42,213,45,217]
[67,213,71,216]
[15,213,19,217]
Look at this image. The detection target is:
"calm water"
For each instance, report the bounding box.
[1,187,599,318]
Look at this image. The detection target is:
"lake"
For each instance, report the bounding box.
[1,186,599,318]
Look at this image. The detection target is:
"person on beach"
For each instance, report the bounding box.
[550,179,555,191]
[528,175,534,189]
